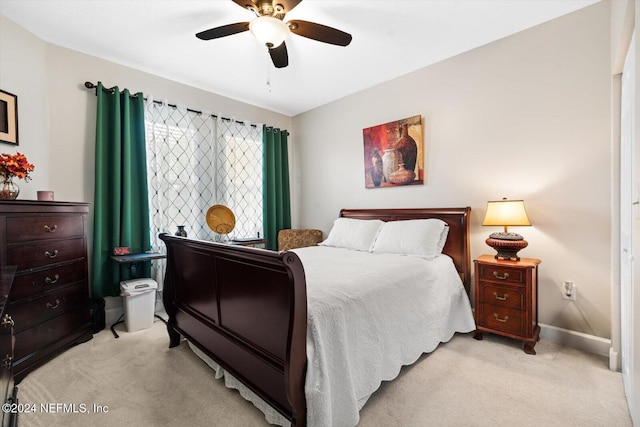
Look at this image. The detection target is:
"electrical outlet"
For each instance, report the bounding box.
[562,281,576,300]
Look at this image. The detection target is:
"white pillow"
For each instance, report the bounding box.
[319,218,384,252]
[371,219,449,258]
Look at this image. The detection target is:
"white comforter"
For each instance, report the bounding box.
[296,246,475,427]
[189,246,475,426]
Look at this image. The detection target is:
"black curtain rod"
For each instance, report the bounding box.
[83,81,257,128]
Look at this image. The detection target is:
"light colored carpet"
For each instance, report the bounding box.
[17,321,631,427]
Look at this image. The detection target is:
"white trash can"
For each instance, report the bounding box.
[120,278,158,332]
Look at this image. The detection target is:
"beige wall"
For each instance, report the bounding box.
[292,2,612,338]
[0,16,49,200]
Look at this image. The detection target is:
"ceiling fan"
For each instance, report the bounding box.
[196,0,352,68]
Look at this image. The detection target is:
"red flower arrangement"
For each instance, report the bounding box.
[0,152,35,181]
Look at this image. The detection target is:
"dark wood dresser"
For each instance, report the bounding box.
[473,254,541,354]
[0,266,17,427]
[0,201,93,382]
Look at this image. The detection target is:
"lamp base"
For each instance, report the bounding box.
[486,237,528,261]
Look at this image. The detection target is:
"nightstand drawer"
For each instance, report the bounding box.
[6,215,84,243]
[477,264,525,284]
[479,282,525,310]
[478,305,525,335]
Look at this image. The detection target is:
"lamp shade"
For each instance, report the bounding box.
[482,199,531,227]
[249,16,290,48]
[482,198,531,261]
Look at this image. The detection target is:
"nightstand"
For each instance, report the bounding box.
[473,254,541,354]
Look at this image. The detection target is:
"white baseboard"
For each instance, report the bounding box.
[609,348,620,371]
[539,323,611,358]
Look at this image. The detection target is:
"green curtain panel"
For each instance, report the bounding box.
[91,82,151,298]
[263,126,291,250]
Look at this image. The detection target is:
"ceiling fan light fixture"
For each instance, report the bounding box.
[249,16,290,48]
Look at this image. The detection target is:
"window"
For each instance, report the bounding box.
[144,101,263,285]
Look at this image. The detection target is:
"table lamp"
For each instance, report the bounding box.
[482,198,531,261]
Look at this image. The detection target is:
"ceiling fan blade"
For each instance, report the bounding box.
[196,22,250,40]
[269,42,289,68]
[232,0,302,14]
[288,20,352,46]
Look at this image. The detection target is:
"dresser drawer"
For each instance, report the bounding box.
[13,307,90,362]
[479,282,525,310]
[10,261,86,302]
[478,304,525,336]
[7,238,85,271]
[10,285,88,332]
[477,264,525,284]
[6,215,84,243]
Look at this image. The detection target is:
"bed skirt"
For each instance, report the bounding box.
[188,341,291,426]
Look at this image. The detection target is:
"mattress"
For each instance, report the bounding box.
[189,246,475,426]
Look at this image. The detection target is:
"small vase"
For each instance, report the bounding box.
[370,149,383,187]
[389,163,416,185]
[175,225,188,237]
[395,123,418,174]
[0,176,19,200]
[381,148,400,183]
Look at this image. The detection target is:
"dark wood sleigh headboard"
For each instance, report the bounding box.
[340,207,472,295]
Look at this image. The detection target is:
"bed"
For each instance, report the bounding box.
[159,207,474,426]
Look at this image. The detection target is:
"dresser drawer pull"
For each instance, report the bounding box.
[45,250,59,259]
[493,271,509,280]
[2,355,12,368]
[493,313,509,323]
[44,225,58,232]
[45,274,60,284]
[1,315,14,327]
[493,292,509,301]
[46,299,61,310]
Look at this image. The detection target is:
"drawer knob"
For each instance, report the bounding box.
[44,225,58,232]
[45,274,60,284]
[1,315,14,327]
[45,250,59,259]
[2,355,11,368]
[493,313,509,323]
[493,292,509,301]
[493,271,509,280]
[46,299,61,310]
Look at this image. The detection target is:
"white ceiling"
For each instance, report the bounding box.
[0,0,598,117]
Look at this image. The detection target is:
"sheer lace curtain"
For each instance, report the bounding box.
[144,99,264,288]
[215,118,263,241]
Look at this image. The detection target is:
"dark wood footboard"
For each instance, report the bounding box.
[159,234,308,426]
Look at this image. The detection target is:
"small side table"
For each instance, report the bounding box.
[473,254,541,354]
[111,252,166,278]
[109,252,167,338]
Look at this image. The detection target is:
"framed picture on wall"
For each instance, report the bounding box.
[363,114,423,188]
[0,90,18,146]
